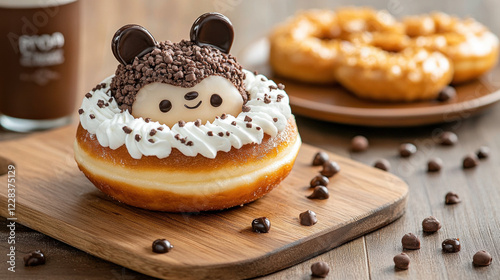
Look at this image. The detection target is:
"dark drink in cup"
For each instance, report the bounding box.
[0,0,79,132]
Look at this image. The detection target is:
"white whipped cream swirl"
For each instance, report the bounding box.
[79,70,292,159]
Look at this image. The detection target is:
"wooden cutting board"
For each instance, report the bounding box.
[0,124,408,279]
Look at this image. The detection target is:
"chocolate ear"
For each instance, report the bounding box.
[190,13,234,54]
[112,24,156,65]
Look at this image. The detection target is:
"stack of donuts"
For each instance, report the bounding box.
[269,7,499,102]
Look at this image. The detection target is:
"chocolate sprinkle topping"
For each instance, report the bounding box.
[157,126,164,131]
[277,83,285,90]
[246,123,252,128]
[85,92,93,98]
[186,141,193,146]
[97,99,105,108]
[194,119,202,127]
[178,120,186,127]
[110,40,248,112]
[273,118,278,122]
[242,105,251,112]
[218,132,224,137]
[148,139,155,143]
[244,116,252,122]
[207,131,214,136]
[89,114,95,119]
[149,129,157,136]
[135,134,142,142]
[122,126,132,134]
[78,108,84,115]
[231,121,237,126]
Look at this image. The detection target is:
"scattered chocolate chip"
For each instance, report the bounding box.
[473,250,492,266]
[277,83,285,90]
[149,129,157,136]
[307,186,329,200]
[442,238,460,253]
[422,216,442,233]
[85,92,92,98]
[122,126,132,134]
[78,108,84,115]
[299,210,317,226]
[310,175,329,188]
[251,217,271,233]
[246,123,252,128]
[231,121,237,126]
[242,105,251,112]
[463,153,479,169]
[148,139,155,143]
[145,118,151,123]
[157,126,164,131]
[476,146,490,159]
[311,261,330,277]
[374,159,390,171]
[174,134,181,140]
[437,86,456,102]
[393,253,410,270]
[320,161,340,177]
[207,131,214,136]
[399,143,417,158]
[218,132,224,137]
[89,114,95,119]
[256,126,261,131]
[220,113,227,120]
[152,239,173,253]
[244,115,252,122]
[427,158,443,172]
[351,135,369,152]
[194,119,202,127]
[445,192,461,204]
[23,250,46,266]
[264,96,272,104]
[439,131,458,146]
[312,152,329,166]
[402,233,420,250]
[186,141,193,146]
[135,134,142,142]
[178,120,186,127]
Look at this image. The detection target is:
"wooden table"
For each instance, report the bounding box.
[1,1,500,279]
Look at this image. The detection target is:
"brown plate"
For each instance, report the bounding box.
[238,38,500,127]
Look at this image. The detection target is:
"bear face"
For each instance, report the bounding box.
[109,13,248,127]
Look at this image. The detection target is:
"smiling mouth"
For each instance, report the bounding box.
[184,101,202,109]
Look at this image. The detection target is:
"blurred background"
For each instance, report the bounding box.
[81,0,500,92]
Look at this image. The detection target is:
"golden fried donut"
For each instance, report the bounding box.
[269,8,402,84]
[74,117,300,212]
[335,42,453,101]
[404,12,499,84]
[74,15,301,212]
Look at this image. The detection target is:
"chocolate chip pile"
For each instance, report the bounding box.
[345,133,494,272]
[110,40,248,112]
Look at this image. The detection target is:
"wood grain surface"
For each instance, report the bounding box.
[0,124,407,279]
[1,1,500,279]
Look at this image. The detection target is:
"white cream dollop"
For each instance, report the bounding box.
[78,70,292,159]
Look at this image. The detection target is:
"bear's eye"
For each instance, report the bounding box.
[210,94,223,107]
[159,99,172,113]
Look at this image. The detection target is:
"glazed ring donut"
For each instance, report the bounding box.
[269,8,403,84]
[335,42,453,102]
[404,12,499,84]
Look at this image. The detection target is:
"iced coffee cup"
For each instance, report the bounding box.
[0,0,79,132]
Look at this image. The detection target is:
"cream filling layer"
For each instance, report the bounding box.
[74,133,301,196]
